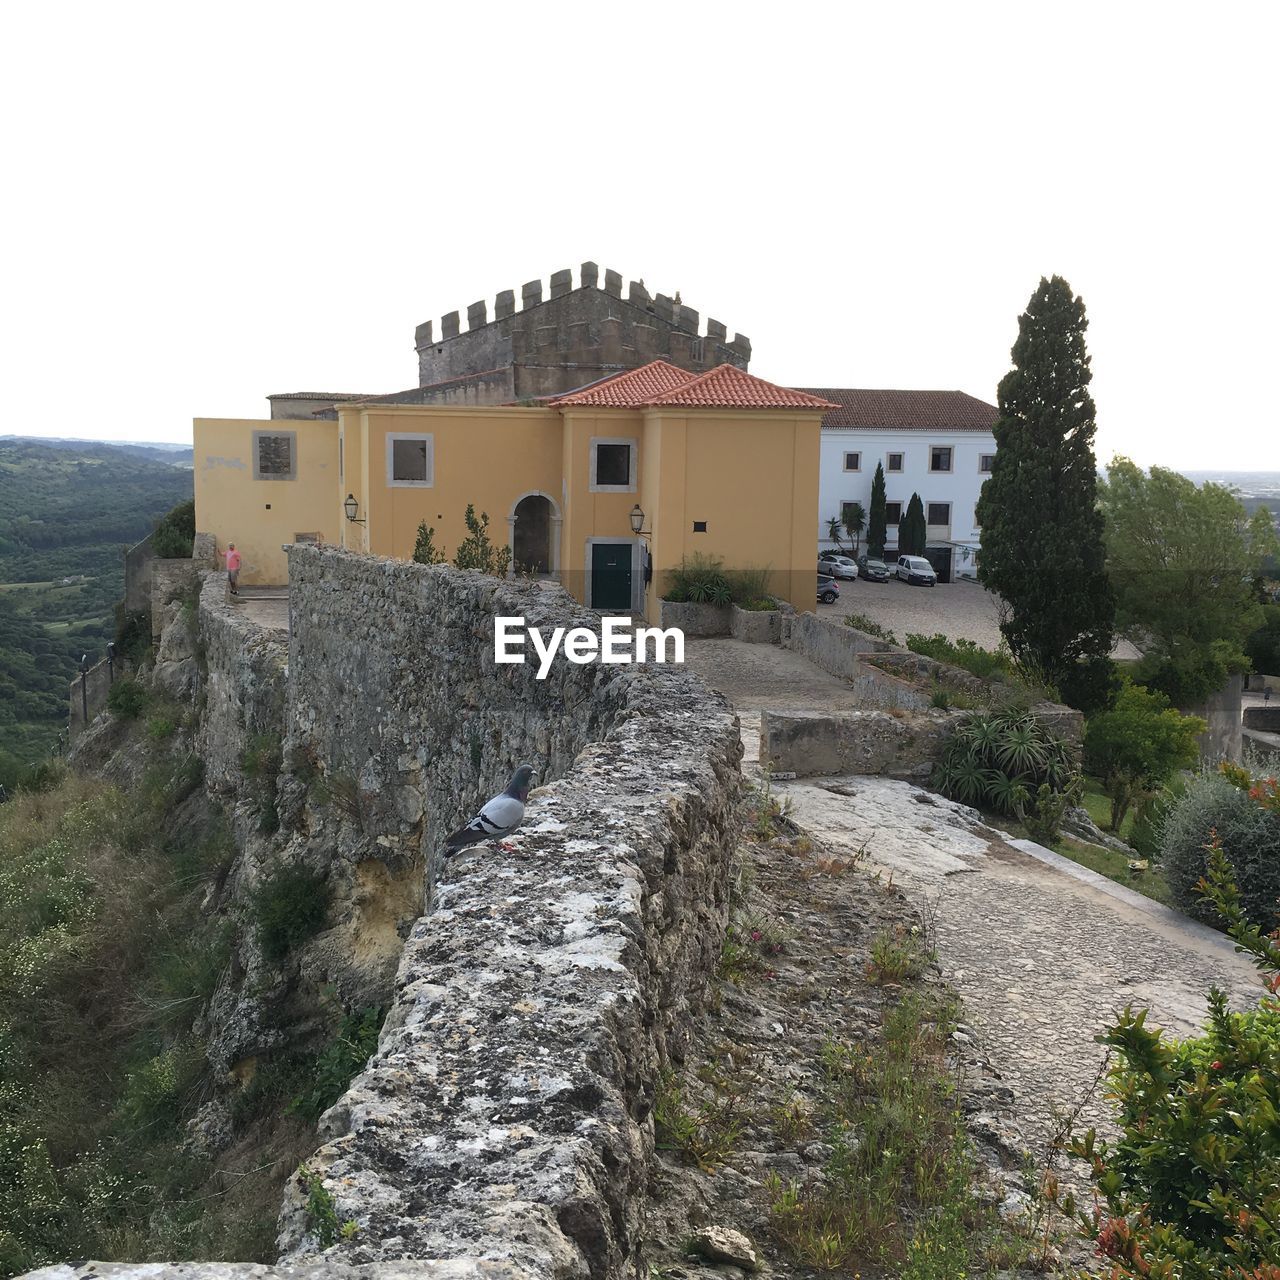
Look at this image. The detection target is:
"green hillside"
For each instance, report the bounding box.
[0,439,193,773]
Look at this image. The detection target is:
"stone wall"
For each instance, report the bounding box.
[658,599,731,637]
[413,263,751,401]
[123,534,154,613]
[150,558,206,638]
[730,605,781,644]
[1243,704,1280,732]
[761,708,953,780]
[67,655,121,738]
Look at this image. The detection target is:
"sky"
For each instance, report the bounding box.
[1,1,1276,470]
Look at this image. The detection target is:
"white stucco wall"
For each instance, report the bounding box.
[818,428,996,567]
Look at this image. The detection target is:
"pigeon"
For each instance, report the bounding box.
[443,764,536,857]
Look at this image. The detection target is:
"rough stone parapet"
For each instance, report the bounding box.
[761,707,952,779]
[22,1263,523,1279]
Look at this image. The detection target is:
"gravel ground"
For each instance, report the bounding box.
[818,578,1141,659]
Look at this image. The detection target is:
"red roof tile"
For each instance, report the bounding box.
[647,365,838,410]
[552,360,836,411]
[550,361,698,407]
[797,388,998,431]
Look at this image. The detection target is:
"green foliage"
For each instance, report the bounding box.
[106,676,148,720]
[151,499,195,560]
[933,706,1080,834]
[113,604,152,664]
[844,613,898,644]
[841,500,865,553]
[905,632,1017,682]
[868,460,888,557]
[452,504,511,576]
[899,492,927,556]
[663,554,732,605]
[1101,458,1267,705]
[411,520,444,566]
[976,276,1115,712]
[825,514,844,548]
[1160,769,1280,931]
[289,1005,385,1123]
[1083,681,1205,831]
[1057,835,1280,1277]
[724,566,773,606]
[240,733,282,833]
[252,864,332,962]
[1245,602,1280,676]
[297,1166,357,1248]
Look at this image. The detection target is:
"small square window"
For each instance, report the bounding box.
[979,453,995,473]
[843,451,861,472]
[886,452,904,473]
[930,446,953,472]
[927,502,951,526]
[884,501,903,524]
[692,520,707,532]
[387,433,433,486]
[254,431,296,480]
[590,438,637,491]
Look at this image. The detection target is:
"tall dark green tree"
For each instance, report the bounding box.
[868,462,887,556]
[900,493,927,555]
[976,276,1115,712]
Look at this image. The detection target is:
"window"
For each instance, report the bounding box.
[930,446,953,472]
[253,431,296,480]
[840,501,862,527]
[886,452,904,473]
[589,438,637,492]
[843,451,861,472]
[927,502,951,527]
[387,433,433,486]
[293,532,322,544]
[979,453,995,473]
[884,501,903,524]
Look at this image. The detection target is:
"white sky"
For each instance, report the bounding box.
[1,1,1276,469]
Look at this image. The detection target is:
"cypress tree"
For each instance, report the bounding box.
[976,276,1116,711]
[868,462,887,557]
[901,493,927,555]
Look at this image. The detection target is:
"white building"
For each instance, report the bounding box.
[799,388,999,579]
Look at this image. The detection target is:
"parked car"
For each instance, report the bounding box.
[896,555,937,586]
[817,573,840,604]
[816,555,859,581]
[857,554,891,582]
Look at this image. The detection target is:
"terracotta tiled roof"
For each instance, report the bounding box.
[796,388,998,431]
[267,392,373,402]
[648,365,838,410]
[549,360,699,407]
[552,360,836,410]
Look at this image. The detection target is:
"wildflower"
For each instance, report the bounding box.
[1211,1060,1223,1070]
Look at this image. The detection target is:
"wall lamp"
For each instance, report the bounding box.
[343,494,367,525]
[629,503,651,537]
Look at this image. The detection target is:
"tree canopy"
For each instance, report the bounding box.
[867,462,887,557]
[1099,459,1275,704]
[976,276,1115,712]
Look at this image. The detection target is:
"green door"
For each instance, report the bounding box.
[591,542,632,611]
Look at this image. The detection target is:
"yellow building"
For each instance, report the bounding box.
[193,361,834,615]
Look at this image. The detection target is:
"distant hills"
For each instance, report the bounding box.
[0,435,193,466]
[0,437,193,769]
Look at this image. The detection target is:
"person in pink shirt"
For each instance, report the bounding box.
[222,543,242,595]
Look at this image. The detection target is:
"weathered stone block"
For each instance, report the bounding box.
[521,279,542,309]
[549,268,572,298]
[603,268,623,297]
[761,708,953,779]
[730,605,782,644]
[441,311,460,339]
[466,300,487,330]
[580,260,599,288]
[494,289,515,320]
[659,599,732,637]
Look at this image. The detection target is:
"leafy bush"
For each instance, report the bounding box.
[412,520,444,566]
[663,554,732,605]
[724,566,773,606]
[252,864,332,962]
[1160,769,1280,931]
[1082,680,1204,830]
[113,604,152,664]
[1127,777,1186,858]
[1245,602,1280,676]
[905,633,1017,682]
[151,499,195,559]
[452,504,511,576]
[107,676,148,720]
[289,1005,385,1123]
[845,614,898,644]
[1057,834,1280,1277]
[932,707,1079,837]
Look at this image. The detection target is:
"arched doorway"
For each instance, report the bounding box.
[512,493,554,575]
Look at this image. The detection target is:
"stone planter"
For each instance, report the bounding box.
[659,599,732,637]
[730,604,781,644]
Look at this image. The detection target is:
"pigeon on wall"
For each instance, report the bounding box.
[443,764,536,857]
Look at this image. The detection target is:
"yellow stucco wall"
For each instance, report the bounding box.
[195,402,821,612]
[193,418,339,585]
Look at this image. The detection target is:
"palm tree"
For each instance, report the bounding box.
[825,515,844,550]
[842,502,866,556]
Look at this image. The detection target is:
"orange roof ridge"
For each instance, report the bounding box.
[643,364,839,410]
[549,359,697,407]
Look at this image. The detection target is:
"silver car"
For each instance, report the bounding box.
[816,555,859,581]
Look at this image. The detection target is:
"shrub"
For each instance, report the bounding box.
[113,604,152,664]
[107,677,149,720]
[412,520,444,566]
[905,633,1017,682]
[151,499,195,559]
[289,1005,384,1123]
[1127,777,1186,858]
[933,706,1079,825]
[241,733,282,834]
[1160,770,1280,931]
[1057,834,1280,1277]
[724,566,773,606]
[452,504,511,576]
[252,864,332,962]
[1083,680,1205,831]
[663,554,732,605]
[845,614,898,644]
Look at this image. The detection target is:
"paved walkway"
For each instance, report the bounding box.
[230,586,289,633]
[685,638,1263,1170]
